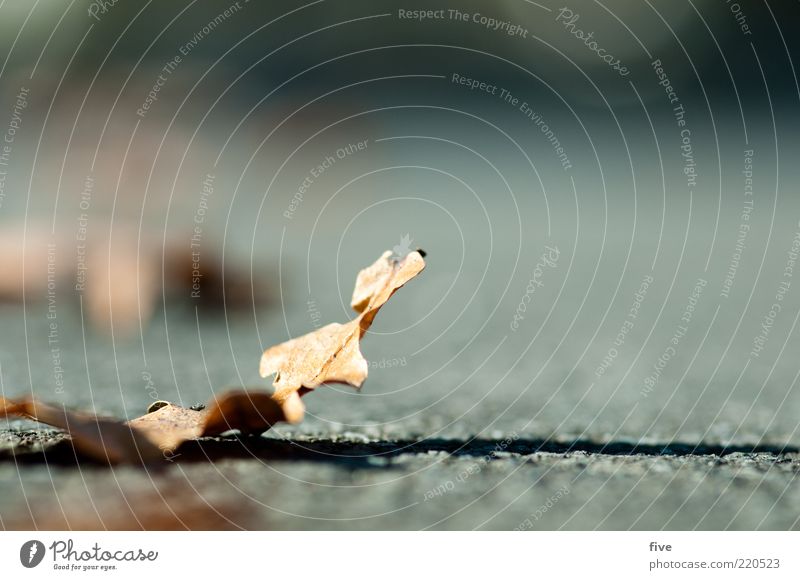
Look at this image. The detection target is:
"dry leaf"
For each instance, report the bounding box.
[1,396,164,464]
[260,250,425,401]
[201,390,304,435]
[0,247,426,466]
[0,389,303,465]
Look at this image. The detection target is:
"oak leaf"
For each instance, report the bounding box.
[0,247,425,466]
[260,249,425,401]
[0,390,303,465]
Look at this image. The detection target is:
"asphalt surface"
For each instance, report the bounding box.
[2,211,800,530]
[1,0,799,526]
[1,428,798,530]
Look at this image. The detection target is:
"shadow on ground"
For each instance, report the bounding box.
[2,430,797,468]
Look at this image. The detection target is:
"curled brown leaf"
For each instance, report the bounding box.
[0,247,425,467]
[260,250,425,401]
[0,389,303,465]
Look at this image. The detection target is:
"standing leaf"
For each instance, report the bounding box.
[260,250,425,401]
